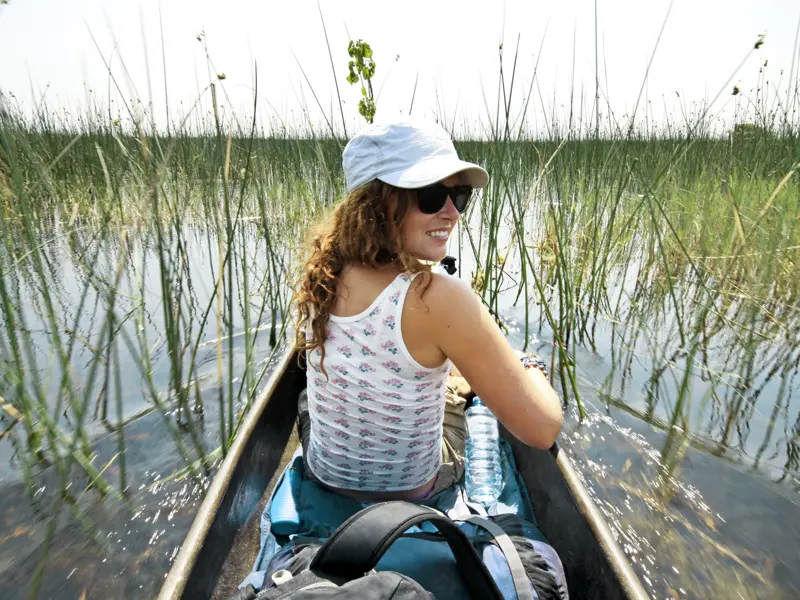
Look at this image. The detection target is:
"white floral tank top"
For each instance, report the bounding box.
[305,271,452,492]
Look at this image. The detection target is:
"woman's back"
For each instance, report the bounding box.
[305,268,452,493]
[331,265,448,368]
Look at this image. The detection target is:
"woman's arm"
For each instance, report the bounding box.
[425,274,563,449]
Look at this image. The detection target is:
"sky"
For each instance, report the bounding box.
[1,0,799,136]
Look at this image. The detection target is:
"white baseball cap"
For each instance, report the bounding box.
[342,117,489,193]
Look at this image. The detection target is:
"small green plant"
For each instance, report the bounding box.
[346,39,377,123]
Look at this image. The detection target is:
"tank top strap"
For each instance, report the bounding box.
[358,271,421,348]
[389,271,420,303]
[376,271,420,320]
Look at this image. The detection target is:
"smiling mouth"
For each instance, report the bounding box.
[425,229,450,239]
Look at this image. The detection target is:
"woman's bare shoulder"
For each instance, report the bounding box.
[408,271,481,318]
[410,271,476,301]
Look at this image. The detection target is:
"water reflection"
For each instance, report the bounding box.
[1,180,798,598]
[1,344,285,599]
[0,217,293,597]
[495,267,800,598]
[560,400,799,599]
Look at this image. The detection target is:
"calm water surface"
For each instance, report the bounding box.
[1,224,798,599]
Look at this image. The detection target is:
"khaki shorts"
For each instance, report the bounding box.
[297,377,468,497]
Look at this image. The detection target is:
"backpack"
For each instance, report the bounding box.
[229,501,564,600]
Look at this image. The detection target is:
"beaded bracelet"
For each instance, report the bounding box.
[520,354,549,378]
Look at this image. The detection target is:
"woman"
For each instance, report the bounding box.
[294,118,562,503]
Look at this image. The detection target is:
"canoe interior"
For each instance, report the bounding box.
[179,353,643,600]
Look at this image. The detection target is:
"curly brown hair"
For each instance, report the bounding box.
[293,180,432,377]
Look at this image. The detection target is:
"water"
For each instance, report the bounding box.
[0,408,214,598]
[465,398,503,505]
[495,304,800,599]
[1,203,798,598]
[0,224,291,599]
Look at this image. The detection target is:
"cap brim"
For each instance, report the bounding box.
[378,156,489,189]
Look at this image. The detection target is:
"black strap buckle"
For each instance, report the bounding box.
[440,255,457,275]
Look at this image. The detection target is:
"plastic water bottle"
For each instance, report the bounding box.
[465,397,503,506]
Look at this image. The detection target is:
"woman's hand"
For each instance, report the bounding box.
[448,365,474,399]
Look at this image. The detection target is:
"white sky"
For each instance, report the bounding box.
[2,0,799,136]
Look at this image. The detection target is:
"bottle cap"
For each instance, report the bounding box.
[272,570,294,586]
[472,397,484,407]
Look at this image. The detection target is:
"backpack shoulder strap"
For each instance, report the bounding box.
[454,515,535,600]
[309,501,503,600]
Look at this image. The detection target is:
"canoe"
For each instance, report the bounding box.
[158,344,649,600]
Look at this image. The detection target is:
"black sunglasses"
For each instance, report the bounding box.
[416,183,474,215]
